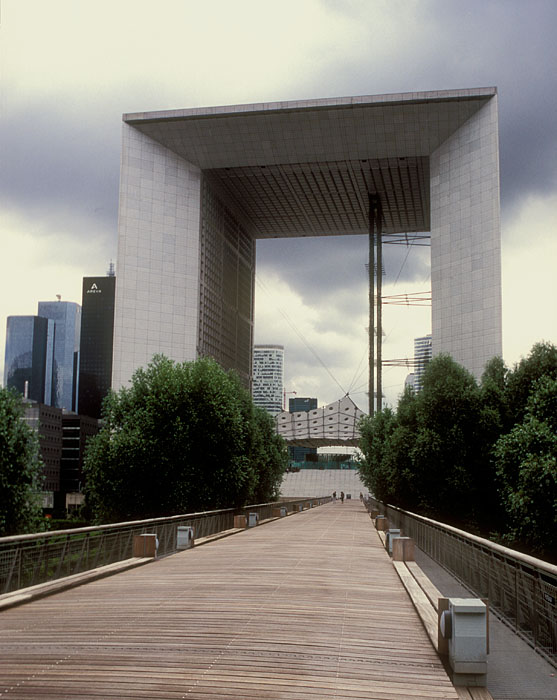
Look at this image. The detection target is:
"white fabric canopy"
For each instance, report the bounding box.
[275,396,366,447]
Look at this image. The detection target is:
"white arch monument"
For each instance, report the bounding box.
[112,88,501,394]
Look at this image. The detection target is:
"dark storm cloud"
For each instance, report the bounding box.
[4,0,556,287]
[256,236,430,302]
[0,102,121,235]
[312,0,557,213]
[258,1,557,298]
[282,334,365,398]
[451,0,557,210]
[499,93,557,215]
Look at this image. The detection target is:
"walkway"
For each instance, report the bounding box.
[0,501,457,699]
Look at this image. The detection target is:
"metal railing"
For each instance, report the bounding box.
[0,497,330,595]
[364,496,557,667]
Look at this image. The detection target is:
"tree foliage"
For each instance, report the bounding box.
[357,343,557,557]
[0,388,44,536]
[414,355,488,521]
[494,376,557,556]
[83,355,288,523]
[250,406,289,503]
[357,407,396,503]
[504,342,557,427]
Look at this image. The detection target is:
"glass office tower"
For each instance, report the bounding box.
[4,316,55,403]
[38,301,81,412]
[78,276,116,418]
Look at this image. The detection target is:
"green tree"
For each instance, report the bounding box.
[84,355,287,523]
[357,407,397,502]
[494,376,557,557]
[0,388,44,536]
[505,342,557,427]
[358,344,557,552]
[410,355,486,524]
[250,406,289,503]
[380,387,419,510]
[480,356,509,431]
[477,356,513,529]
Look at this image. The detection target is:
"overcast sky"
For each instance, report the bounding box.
[1,0,556,409]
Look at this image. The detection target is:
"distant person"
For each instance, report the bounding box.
[332,491,337,502]
[340,491,345,504]
[359,492,363,501]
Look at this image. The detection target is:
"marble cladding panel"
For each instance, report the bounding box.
[430,96,502,379]
[112,124,202,389]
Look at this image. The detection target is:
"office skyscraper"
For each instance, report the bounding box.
[414,334,432,392]
[288,397,318,464]
[252,345,284,416]
[23,402,63,493]
[4,316,55,403]
[78,275,116,418]
[38,301,81,412]
[60,413,99,494]
[289,397,318,413]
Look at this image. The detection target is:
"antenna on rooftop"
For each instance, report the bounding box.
[107,260,115,277]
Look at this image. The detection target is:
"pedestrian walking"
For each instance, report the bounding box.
[340,491,344,504]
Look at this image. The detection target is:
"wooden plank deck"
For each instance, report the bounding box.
[0,501,458,699]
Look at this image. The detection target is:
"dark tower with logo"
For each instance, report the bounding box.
[77,273,116,419]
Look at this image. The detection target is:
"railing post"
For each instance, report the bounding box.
[533,572,540,650]
[54,536,69,579]
[31,539,46,587]
[515,568,519,632]
[4,547,19,593]
[85,533,90,572]
[92,532,104,568]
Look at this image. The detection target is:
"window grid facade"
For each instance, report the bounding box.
[252,345,284,416]
[23,403,63,492]
[198,180,254,387]
[61,414,99,493]
[414,334,432,392]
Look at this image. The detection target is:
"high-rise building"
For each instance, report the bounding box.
[288,397,318,464]
[252,345,284,416]
[78,276,116,418]
[20,401,99,511]
[38,301,81,412]
[404,373,416,391]
[4,316,55,403]
[414,334,432,392]
[23,402,63,494]
[289,397,317,413]
[112,89,501,393]
[61,413,99,494]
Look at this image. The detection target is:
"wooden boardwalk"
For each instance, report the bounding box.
[0,501,457,699]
